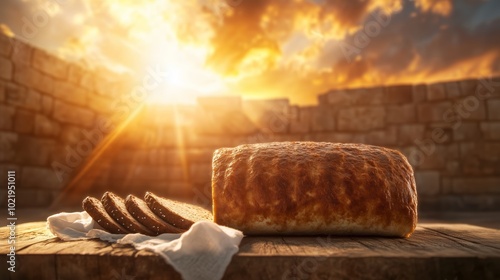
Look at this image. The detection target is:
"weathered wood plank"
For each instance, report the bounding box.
[1,221,500,279]
[421,223,500,250]
[9,255,56,280]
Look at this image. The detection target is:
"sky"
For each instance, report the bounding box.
[1,0,499,104]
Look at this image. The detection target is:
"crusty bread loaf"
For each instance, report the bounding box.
[82,196,129,234]
[212,142,417,237]
[145,192,213,230]
[102,192,154,235]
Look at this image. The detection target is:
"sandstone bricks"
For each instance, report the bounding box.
[338,106,385,131]
[32,49,68,79]
[2,37,500,209]
[53,100,95,127]
[0,56,12,79]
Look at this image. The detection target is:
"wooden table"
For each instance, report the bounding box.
[1,220,500,279]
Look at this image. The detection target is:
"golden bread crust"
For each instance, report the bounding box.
[212,142,417,237]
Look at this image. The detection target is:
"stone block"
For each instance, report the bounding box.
[0,33,12,57]
[59,125,85,146]
[14,109,35,134]
[52,80,87,106]
[424,125,452,145]
[0,132,18,161]
[53,100,95,127]
[441,176,452,194]
[189,163,212,184]
[5,84,42,112]
[121,127,180,148]
[383,85,413,104]
[308,132,354,143]
[460,141,500,161]
[34,114,61,136]
[480,122,500,140]
[32,48,68,79]
[445,160,460,176]
[445,81,461,99]
[412,84,426,103]
[310,106,335,132]
[487,98,500,120]
[13,64,53,94]
[41,95,53,115]
[194,109,258,135]
[80,72,95,91]
[197,96,241,111]
[15,136,55,166]
[0,80,5,102]
[325,87,386,106]
[452,122,480,141]
[152,149,178,166]
[87,94,112,114]
[452,177,500,194]
[187,149,216,164]
[459,79,478,96]
[112,165,185,182]
[68,65,85,85]
[21,166,62,189]
[387,104,416,124]
[11,40,32,65]
[405,144,459,170]
[0,104,15,130]
[398,124,426,145]
[367,126,397,146]
[427,83,447,101]
[0,56,12,79]
[338,106,385,131]
[456,97,487,120]
[290,106,311,133]
[417,101,452,122]
[461,195,500,211]
[93,76,115,97]
[243,99,290,133]
[324,89,350,105]
[184,133,238,149]
[414,171,440,195]
[474,78,500,98]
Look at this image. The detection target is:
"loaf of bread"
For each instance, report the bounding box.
[212,142,417,237]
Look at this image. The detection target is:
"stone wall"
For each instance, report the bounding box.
[1,33,499,211]
[0,34,134,207]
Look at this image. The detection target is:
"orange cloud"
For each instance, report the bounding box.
[414,0,453,16]
[1,0,499,104]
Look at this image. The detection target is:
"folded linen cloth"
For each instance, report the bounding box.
[47,211,243,280]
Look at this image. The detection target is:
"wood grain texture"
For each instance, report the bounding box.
[1,221,499,279]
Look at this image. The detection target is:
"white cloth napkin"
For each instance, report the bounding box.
[47,212,243,280]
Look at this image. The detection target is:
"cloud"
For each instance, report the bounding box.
[0,0,499,104]
[414,0,453,16]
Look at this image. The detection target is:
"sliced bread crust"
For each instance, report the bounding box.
[101,191,154,235]
[82,196,129,234]
[144,192,213,230]
[125,194,184,235]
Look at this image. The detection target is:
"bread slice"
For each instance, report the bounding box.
[125,195,184,235]
[101,192,154,235]
[144,192,213,230]
[82,196,129,234]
